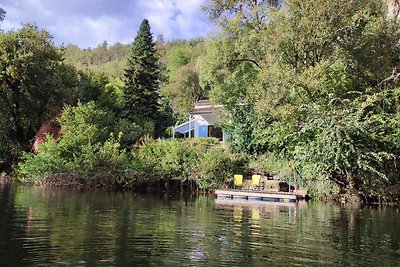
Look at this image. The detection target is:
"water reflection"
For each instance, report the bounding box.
[0,183,399,266]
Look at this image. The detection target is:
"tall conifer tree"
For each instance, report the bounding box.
[124,19,160,121]
[0,8,6,22]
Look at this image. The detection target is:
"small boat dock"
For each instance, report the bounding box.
[215,189,304,203]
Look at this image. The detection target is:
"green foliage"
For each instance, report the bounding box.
[65,36,207,131]
[0,24,75,171]
[98,78,125,113]
[124,19,161,121]
[59,102,113,146]
[161,40,209,120]
[18,132,241,190]
[248,153,292,179]
[133,138,238,189]
[75,71,108,102]
[202,0,400,200]
[114,119,146,149]
[63,42,128,78]
[204,0,282,28]
[17,138,66,184]
[195,146,236,189]
[17,102,133,184]
[135,138,197,183]
[222,104,274,154]
[74,72,125,113]
[7,0,400,202]
[18,135,129,185]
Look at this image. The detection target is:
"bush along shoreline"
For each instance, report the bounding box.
[15,103,242,191]
[17,137,243,192]
[12,101,400,204]
[15,137,400,204]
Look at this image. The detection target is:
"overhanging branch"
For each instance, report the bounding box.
[227,58,261,69]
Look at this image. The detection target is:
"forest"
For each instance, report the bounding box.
[1,0,400,203]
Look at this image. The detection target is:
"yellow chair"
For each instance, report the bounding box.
[234,174,243,188]
[251,175,261,188]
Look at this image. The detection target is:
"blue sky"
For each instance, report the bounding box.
[0,0,212,48]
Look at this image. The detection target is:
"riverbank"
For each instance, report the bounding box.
[8,110,400,205]
[16,138,243,191]
[9,100,400,205]
[4,173,400,205]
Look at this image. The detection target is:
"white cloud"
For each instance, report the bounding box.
[25,0,54,16]
[138,0,208,40]
[0,0,212,47]
[1,20,19,30]
[174,0,209,38]
[139,0,176,38]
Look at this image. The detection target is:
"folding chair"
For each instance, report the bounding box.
[251,175,261,190]
[234,174,243,189]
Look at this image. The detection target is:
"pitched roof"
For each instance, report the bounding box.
[172,120,195,134]
[189,100,223,115]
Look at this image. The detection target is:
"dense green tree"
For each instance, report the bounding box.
[98,78,125,114]
[0,24,75,170]
[123,19,161,121]
[204,0,282,27]
[17,102,131,184]
[202,0,400,199]
[162,40,209,120]
[76,71,109,104]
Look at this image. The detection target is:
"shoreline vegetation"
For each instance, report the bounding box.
[1,1,400,204]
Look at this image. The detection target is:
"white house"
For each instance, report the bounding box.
[172,100,227,141]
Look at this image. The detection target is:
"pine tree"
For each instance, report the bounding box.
[0,8,6,22]
[124,19,160,121]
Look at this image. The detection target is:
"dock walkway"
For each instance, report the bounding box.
[215,189,304,203]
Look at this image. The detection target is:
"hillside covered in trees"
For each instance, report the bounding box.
[1,0,400,203]
[63,37,207,120]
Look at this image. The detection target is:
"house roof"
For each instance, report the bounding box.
[190,106,214,115]
[189,100,223,115]
[194,100,212,107]
[172,119,195,134]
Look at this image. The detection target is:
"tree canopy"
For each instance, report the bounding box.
[0,24,77,170]
[124,19,161,121]
[202,0,400,198]
[161,39,209,120]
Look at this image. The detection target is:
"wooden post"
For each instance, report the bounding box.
[293,162,298,192]
[188,114,191,138]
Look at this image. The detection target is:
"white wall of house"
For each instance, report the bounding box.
[193,115,209,138]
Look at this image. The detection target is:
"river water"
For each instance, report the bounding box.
[0,183,399,266]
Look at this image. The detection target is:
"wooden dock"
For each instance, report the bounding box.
[215,189,303,203]
[214,198,302,207]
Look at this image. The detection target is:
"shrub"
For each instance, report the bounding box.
[194,146,235,189]
[17,138,66,184]
[17,103,241,191]
[133,138,238,190]
[114,119,145,149]
[17,102,130,186]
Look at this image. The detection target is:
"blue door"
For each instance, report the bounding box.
[199,125,208,138]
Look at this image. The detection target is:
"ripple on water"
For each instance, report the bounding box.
[1,185,400,266]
